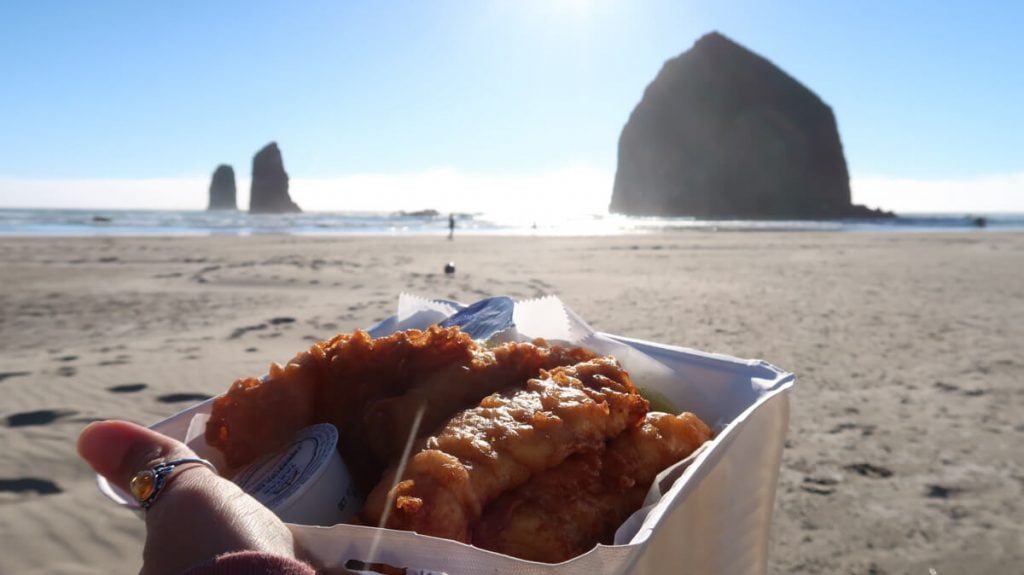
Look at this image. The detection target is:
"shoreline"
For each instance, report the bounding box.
[2,208,1022,238]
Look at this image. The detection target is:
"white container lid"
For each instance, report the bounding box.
[231,423,360,526]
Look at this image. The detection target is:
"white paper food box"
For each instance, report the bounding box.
[100,295,794,574]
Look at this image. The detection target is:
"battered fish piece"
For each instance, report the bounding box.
[361,357,649,543]
[205,326,596,492]
[207,327,476,485]
[204,340,331,471]
[472,411,712,563]
[360,341,596,465]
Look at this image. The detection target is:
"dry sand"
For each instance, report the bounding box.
[0,232,1021,574]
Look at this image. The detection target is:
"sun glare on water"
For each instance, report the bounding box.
[291,166,614,220]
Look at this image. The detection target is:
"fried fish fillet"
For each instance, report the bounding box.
[471,411,712,562]
[361,357,649,542]
[205,326,596,492]
[360,341,595,465]
[206,327,472,479]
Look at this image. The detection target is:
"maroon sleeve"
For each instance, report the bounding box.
[180,550,317,575]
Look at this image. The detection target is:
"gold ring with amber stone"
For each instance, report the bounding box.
[130,458,217,509]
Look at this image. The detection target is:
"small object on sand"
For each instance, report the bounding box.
[444,262,456,275]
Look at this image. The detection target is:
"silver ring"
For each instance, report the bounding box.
[130,457,218,509]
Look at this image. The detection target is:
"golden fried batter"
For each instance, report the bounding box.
[205,326,595,492]
[208,327,474,486]
[206,323,712,562]
[471,411,712,563]
[361,357,649,543]
[360,341,596,465]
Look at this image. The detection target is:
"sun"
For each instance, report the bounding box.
[556,0,592,18]
[528,0,595,20]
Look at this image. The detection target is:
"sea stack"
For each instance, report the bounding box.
[611,31,889,219]
[207,164,237,210]
[249,142,301,214]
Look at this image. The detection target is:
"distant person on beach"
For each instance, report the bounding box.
[79,420,315,574]
[448,213,456,240]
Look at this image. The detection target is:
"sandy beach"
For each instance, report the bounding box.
[1,231,1021,574]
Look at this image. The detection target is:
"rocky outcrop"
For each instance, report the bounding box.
[249,142,301,214]
[207,164,237,210]
[611,32,891,219]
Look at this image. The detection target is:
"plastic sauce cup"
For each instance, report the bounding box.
[231,423,360,526]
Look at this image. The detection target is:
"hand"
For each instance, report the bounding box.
[78,420,299,575]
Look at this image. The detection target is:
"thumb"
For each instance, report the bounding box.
[79,420,298,574]
[78,419,209,496]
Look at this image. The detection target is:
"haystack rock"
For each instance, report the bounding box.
[611,32,890,219]
[249,142,301,214]
[207,164,237,210]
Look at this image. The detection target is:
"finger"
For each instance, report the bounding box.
[77,419,212,494]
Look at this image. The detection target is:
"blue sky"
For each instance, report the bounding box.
[0,1,1021,212]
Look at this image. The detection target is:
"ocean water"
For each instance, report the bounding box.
[0,208,1021,237]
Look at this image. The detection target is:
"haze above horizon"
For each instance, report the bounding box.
[1,1,1022,214]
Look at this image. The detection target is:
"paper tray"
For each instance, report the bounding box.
[100,296,794,574]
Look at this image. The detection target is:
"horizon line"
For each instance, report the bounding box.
[1,169,1022,214]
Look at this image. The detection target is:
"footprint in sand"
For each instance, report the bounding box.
[229,323,267,339]
[843,463,893,479]
[107,383,148,393]
[925,484,964,499]
[0,478,63,495]
[828,422,877,436]
[56,366,76,377]
[156,393,212,403]
[801,476,839,496]
[0,371,31,383]
[6,409,78,428]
